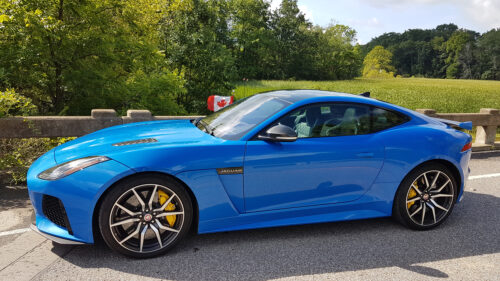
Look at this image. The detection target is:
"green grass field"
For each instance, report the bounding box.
[233,78,500,113]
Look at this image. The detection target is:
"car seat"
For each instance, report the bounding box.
[295,107,322,138]
[325,108,359,136]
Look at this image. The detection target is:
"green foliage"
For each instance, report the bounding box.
[159,0,362,112]
[0,90,72,184]
[0,0,185,115]
[362,46,395,78]
[446,62,461,79]
[362,24,498,80]
[445,31,473,65]
[477,28,500,80]
[229,0,274,79]
[310,24,362,80]
[269,0,311,79]
[0,89,37,117]
[161,0,237,113]
[2,0,499,119]
[123,70,187,115]
[234,78,500,113]
[0,137,74,184]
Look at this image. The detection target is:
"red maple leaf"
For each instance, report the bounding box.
[217,99,227,108]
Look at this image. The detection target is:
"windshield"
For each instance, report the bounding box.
[196,94,291,140]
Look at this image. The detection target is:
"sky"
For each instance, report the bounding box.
[270,0,500,44]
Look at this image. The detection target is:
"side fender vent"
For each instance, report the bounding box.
[112,138,158,147]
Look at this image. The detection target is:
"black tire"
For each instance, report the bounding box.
[393,163,458,230]
[98,175,193,258]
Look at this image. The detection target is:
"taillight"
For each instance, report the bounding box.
[461,142,472,152]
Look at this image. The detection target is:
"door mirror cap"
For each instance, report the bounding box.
[258,124,298,142]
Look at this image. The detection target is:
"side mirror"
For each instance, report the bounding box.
[258,124,298,142]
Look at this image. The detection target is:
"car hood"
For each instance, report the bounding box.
[54,120,219,163]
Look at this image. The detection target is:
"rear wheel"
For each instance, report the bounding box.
[98,175,193,258]
[394,163,458,230]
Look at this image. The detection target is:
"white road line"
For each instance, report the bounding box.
[468,173,500,180]
[0,228,30,237]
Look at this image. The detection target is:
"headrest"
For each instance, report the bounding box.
[306,107,321,125]
[343,108,356,121]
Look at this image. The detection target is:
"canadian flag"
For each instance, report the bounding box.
[207,95,234,112]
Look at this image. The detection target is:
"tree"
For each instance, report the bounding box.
[361,24,498,80]
[362,46,395,78]
[270,0,311,79]
[314,24,362,80]
[477,28,500,80]
[228,0,274,79]
[430,36,447,77]
[444,30,476,78]
[161,0,236,113]
[434,24,458,40]
[0,0,185,115]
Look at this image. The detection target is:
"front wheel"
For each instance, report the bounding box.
[393,163,458,230]
[98,175,193,258]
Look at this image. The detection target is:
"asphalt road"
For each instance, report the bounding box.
[1,151,500,281]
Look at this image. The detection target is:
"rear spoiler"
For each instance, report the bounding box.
[432,117,473,131]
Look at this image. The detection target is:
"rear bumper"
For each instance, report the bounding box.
[456,150,472,202]
[30,224,85,245]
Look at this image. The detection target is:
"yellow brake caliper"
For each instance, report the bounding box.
[158,190,177,227]
[407,184,418,209]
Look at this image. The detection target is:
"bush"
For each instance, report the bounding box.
[0,137,74,184]
[0,89,72,184]
[0,89,37,117]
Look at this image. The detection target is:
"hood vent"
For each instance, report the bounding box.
[112,138,158,147]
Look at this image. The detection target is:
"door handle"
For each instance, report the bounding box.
[356,152,374,158]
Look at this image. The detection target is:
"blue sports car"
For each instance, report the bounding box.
[28,90,473,258]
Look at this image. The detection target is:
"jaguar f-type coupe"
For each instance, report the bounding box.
[28,90,472,258]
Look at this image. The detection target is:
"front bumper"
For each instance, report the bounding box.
[30,224,85,245]
[27,152,134,244]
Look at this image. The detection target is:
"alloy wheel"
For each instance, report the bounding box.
[405,170,455,227]
[108,184,185,253]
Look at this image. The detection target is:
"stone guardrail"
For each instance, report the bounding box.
[0,108,499,151]
[0,109,203,138]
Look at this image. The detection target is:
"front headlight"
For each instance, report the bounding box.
[38,156,110,180]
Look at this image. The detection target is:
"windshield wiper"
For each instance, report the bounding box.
[197,119,214,135]
[193,117,203,126]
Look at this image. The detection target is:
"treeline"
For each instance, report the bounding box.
[0,0,361,115]
[1,1,499,116]
[362,24,500,80]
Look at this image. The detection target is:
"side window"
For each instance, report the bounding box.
[371,107,408,132]
[271,103,372,138]
[324,104,371,137]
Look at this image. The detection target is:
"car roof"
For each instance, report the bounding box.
[256,89,423,120]
[260,90,366,103]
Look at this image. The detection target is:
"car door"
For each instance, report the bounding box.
[243,102,385,212]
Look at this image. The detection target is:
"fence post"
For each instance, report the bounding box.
[123,110,153,124]
[475,108,499,146]
[415,109,437,117]
[91,109,118,119]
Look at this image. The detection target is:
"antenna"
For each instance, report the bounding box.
[359,92,370,97]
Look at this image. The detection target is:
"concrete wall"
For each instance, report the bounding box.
[0,108,499,151]
[0,109,202,138]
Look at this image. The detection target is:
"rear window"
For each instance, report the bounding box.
[371,107,409,132]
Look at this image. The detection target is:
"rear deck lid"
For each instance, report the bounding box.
[432,117,473,131]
